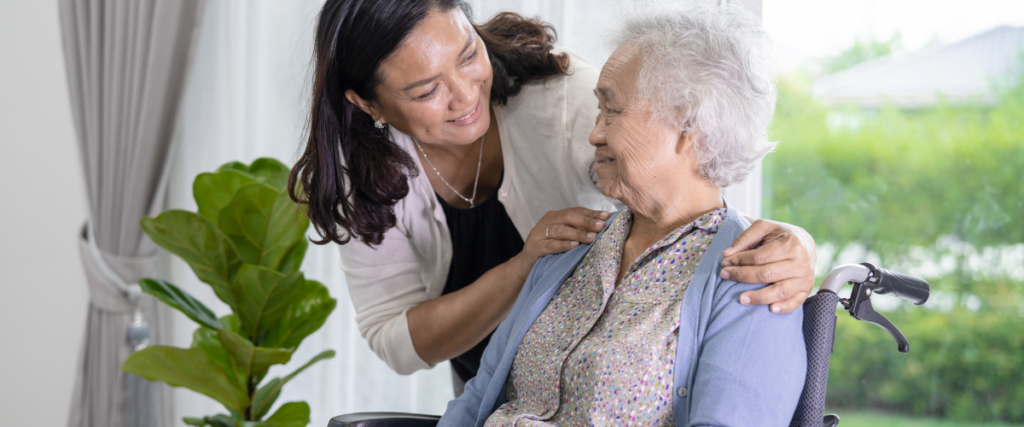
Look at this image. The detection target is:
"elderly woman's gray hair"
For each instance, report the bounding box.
[609,1,777,187]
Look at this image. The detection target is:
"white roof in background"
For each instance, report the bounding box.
[813,26,1024,108]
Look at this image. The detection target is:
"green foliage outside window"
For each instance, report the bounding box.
[121,158,337,427]
[822,34,902,74]
[766,64,1024,422]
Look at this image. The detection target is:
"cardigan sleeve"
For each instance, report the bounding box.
[338,223,434,375]
[686,279,807,426]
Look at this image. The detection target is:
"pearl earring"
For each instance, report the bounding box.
[374,120,385,129]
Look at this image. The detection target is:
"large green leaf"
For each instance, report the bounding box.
[260,280,337,350]
[247,158,290,192]
[194,170,259,226]
[218,328,293,383]
[218,184,309,271]
[140,210,241,308]
[140,278,224,330]
[193,327,245,391]
[277,239,308,275]
[217,161,250,174]
[221,313,241,334]
[230,264,307,341]
[252,350,336,419]
[183,414,236,427]
[183,417,205,427]
[215,158,289,192]
[264,402,310,427]
[122,346,249,410]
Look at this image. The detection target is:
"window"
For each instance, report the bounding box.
[764,0,1024,423]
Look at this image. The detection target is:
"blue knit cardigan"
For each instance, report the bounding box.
[438,203,807,427]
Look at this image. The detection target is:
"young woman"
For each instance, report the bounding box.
[289,0,817,393]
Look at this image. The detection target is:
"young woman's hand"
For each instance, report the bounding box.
[509,207,611,282]
[721,218,818,314]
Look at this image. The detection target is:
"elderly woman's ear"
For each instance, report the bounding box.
[674,128,696,153]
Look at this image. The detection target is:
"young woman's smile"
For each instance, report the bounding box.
[446,99,482,126]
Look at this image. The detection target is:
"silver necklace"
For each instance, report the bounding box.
[414,135,485,208]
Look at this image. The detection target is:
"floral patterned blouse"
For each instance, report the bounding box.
[484,207,725,427]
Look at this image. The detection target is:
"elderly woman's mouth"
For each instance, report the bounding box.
[594,153,615,168]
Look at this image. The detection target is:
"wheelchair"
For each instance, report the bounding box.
[328,263,931,427]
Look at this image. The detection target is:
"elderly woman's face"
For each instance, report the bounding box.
[589,46,691,207]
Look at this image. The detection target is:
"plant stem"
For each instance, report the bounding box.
[245,374,255,420]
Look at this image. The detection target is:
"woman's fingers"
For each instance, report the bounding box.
[722,218,780,257]
[722,234,798,268]
[542,209,609,244]
[738,280,811,314]
[721,252,811,286]
[571,206,613,221]
[722,256,787,284]
[524,208,611,257]
[541,237,580,255]
[724,218,818,268]
[720,239,815,313]
[515,208,610,281]
[562,208,610,232]
[548,223,598,244]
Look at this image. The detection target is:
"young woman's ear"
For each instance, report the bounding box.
[345,89,385,124]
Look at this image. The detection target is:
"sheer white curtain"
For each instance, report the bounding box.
[164,1,453,424]
[165,1,761,425]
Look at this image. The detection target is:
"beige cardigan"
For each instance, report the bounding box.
[338,50,618,374]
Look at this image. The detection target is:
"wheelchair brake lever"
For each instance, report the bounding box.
[845,283,910,353]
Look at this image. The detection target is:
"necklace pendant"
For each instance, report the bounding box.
[414,134,486,209]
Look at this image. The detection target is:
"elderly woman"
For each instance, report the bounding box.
[438,3,806,426]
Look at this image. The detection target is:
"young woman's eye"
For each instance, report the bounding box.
[418,86,438,99]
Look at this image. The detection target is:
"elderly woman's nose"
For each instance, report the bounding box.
[589,115,607,147]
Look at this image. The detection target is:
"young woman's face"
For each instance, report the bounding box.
[354,8,493,147]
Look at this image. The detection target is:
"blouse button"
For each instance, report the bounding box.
[676,387,688,398]
[499,189,508,198]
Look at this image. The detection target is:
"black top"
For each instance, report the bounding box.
[437,172,525,383]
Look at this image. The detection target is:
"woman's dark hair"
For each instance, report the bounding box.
[289,0,571,246]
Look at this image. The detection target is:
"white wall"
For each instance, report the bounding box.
[0,1,89,426]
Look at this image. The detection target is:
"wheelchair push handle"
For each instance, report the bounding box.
[817,263,930,354]
[818,263,931,304]
[862,263,930,305]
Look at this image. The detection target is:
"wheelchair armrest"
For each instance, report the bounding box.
[327,412,440,427]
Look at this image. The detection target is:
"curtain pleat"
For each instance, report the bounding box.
[68,301,159,427]
[58,1,207,426]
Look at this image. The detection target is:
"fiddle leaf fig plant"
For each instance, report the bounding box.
[122,158,337,427]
